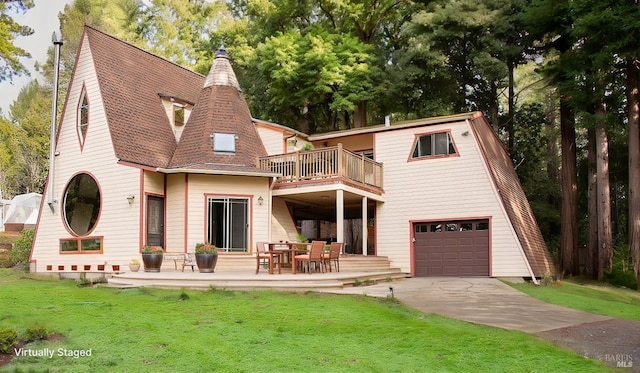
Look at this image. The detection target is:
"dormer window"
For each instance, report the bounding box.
[212,133,236,153]
[77,86,89,147]
[174,105,185,126]
[410,131,457,159]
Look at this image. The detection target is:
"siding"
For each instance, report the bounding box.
[255,125,284,155]
[374,121,531,276]
[271,197,298,242]
[165,174,186,251]
[184,174,271,252]
[31,35,141,272]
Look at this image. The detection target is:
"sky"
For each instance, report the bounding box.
[0,0,74,116]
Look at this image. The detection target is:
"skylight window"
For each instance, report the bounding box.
[212,133,236,153]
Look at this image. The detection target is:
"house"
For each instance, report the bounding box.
[30,26,555,279]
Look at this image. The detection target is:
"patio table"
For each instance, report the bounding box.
[269,242,310,270]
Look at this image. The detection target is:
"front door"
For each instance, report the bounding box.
[146,195,165,247]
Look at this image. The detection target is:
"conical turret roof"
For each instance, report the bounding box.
[169,46,268,174]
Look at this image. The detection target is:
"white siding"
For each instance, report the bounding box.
[255,126,284,155]
[165,173,186,251]
[375,121,530,276]
[32,35,141,272]
[184,174,271,252]
[271,197,298,242]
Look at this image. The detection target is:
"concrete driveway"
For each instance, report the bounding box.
[325,277,611,333]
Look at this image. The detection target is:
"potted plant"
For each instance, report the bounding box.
[128,259,141,272]
[141,245,164,272]
[195,243,218,273]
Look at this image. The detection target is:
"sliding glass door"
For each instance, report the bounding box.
[207,197,248,252]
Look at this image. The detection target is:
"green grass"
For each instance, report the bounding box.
[0,270,613,372]
[507,280,640,321]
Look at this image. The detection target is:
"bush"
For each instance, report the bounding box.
[8,228,34,267]
[0,328,18,354]
[26,323,49,342]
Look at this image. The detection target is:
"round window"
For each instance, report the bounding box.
[63,173,101,236]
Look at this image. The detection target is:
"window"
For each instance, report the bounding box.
[60,237,103,253]
[77,87,89,146]
[207,197,248,252]
[212,133,236,153]
[174,105,185,126]
[411,132,456,159]
[63,173,101,236]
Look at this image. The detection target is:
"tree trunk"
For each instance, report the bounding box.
[586,127,598,278]
[507,64,515,154]
[353,101,368,128]
[560,100,579,276]
[489,80,500,133]
[627,58,640,290]
[595,95,613,280]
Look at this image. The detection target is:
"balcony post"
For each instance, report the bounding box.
[337,143,343,178]
[336,189,344,244]
[362,196,368,256]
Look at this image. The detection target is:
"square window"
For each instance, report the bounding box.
[460,223,473,231]
[213,133,236,153]
[445,223,457,231]
[430,224,442,233]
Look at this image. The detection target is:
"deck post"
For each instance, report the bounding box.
[336,189,344,244]
[362,196,368,256]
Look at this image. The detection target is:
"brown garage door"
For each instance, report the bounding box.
[414,220,489,276]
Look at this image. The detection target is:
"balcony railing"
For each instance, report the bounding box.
[257,144,383,189]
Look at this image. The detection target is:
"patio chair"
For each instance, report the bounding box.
[322,242,342,272]
[294,240,325,274]
[181,253,196,272]
[255,242,282,274]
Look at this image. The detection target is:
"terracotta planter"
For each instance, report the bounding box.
[195,253,218,273]
[142,254,163,272]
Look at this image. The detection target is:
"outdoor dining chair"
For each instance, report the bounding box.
[255,242,282,274]
[322,242,342,272]
[293,240,325,274]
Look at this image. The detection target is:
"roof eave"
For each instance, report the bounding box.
[156,167,278,178]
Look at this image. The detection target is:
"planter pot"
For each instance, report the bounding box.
[129,264,140,272]
[142,254,163,272]
[195,253,218,273]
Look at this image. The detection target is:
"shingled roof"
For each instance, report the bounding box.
[468,112,556,278]
[85,26,204,168]
[168,46,268,174]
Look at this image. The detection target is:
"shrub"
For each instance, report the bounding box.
[0,328,18,354]
[8,228,34,267]
[26,323,49,341]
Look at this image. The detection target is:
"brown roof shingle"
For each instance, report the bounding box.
[85,26,204,168]
[169,48,267,170]
[469,112,556,277]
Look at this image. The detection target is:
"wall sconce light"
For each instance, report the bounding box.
[461,131,470,137]
[258,196,264,205]
[127,194,135,205]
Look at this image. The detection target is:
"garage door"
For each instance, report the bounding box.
[414,220,489,276]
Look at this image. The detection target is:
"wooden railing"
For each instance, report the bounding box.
[257,144,383,189]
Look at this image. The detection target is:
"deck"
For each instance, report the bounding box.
[257,144,383,190]
[108,255,407,291]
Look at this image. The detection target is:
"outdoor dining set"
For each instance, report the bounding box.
[255,240,343,275]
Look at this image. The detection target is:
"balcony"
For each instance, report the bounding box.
[258,144,383,190]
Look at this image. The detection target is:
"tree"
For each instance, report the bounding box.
[0,0,33,82]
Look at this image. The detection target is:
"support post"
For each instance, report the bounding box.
[336,189,344,244]
[362,196,368,256]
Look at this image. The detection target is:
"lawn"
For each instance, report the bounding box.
[507,280,640,321]
[0,269,613,372]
